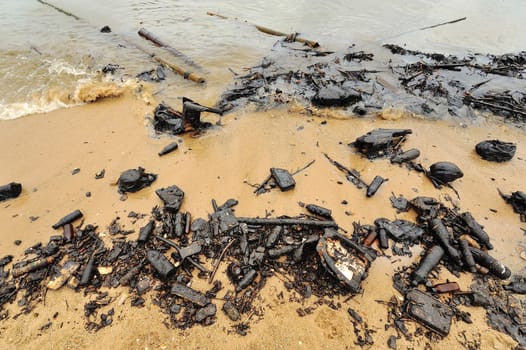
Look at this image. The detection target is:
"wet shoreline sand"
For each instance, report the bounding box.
[0,93,525,349]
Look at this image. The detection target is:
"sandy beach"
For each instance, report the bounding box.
[0,87,525,349]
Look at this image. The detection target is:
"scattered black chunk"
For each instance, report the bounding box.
[195,303,217,323]
[222,301,240,321]
[475,140,516,162]
[117,167,157,194]
[100,25,111,33]
[499,190,526,221]
[352,129,412,159]
[0,182,22,202]
[171,282,210,307]
[155,185,185,212]
[389,194,409,212]
[147,250,176,279]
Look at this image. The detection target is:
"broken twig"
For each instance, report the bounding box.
[236,217,338,228]
[208,238,237,283]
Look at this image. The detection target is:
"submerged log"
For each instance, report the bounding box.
[153,56,205,84]
[138,28,202,70]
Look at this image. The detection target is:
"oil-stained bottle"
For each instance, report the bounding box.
[11,256,54,278]
[411,245,444,286]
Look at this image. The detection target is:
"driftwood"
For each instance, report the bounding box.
[138,28,202,70]
[236,217,338,228]
[207,12,319,48]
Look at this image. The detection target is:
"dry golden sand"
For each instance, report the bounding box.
[0,93,525,349]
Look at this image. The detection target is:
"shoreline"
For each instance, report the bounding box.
[0,94,525,349]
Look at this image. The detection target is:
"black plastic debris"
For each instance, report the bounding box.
[428,162,463,183]
[136,66,166,82]
[153,98,222,135]
[117,167,157,194]
[389,194,409,212]
[100,25,111,33]
[155,185,184,212]
[137,220,155,243]
[475,140,516,162]
[352,129,412,159]
[182,97,222,129]
[52,209,83,229]
[158,142,179,156]
[270,168,296,191]
[375,218,423,243]
[316,228,374,293]
[499,190,526,222]
[153,104,185,135]
[404,289,453,336]
[147,250,176,279]
[0,182,22,202]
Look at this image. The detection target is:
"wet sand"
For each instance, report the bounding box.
[0,93,525,349]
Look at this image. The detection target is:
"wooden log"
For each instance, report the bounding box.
[138,28,202,70]
[153,56,205,84]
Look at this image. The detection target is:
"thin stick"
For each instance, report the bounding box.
[237,217,338,228]
[208,238,237,283]
[323,153,368,188]
[420,17,467,31]
[207,12,319,48]
[254,174,272,194]
[37,0,80,20]
[291,160,315,176]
